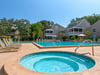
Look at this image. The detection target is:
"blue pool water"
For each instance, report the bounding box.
[20,51,95,73]
[13,41,100,47]
[34,41,100,47]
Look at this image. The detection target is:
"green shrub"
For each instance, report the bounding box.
[5,36,11,39]
[13,38,18,41]
[62,36,67,41]
[71,35,76,40]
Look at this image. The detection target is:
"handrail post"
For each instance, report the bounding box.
[74,40,94,56]
[91,41,94,56]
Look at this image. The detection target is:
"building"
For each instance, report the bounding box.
[66,19,91,38]
[87,20,100,39]
[10,26,19,38]
[44,24,65,39]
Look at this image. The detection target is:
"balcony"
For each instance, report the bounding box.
[45,33,53,35]
[68,32,84,36]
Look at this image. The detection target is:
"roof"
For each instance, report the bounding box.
[67,19,91,29]
[91,20,100,27]
[53,24,65,29]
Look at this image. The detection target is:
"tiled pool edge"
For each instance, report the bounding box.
[32,42,100,49]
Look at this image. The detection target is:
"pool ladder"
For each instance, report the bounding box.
[74,40,94,56]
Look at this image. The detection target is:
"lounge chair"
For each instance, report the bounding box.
[7,38,21,46]
[2,38,21,49]
[0,39,18,52]
[0,39,6,48]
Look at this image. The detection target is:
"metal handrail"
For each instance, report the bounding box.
[74,40,94,56]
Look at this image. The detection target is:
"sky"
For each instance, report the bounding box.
[0,0,100,27]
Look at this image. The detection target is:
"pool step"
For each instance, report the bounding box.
[80,52,91,55]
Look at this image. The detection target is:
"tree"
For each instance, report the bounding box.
[71,14,100,25]
[85,30,91,38]
[39,20,54,38]
[31,23,43,40]
[39,20,54,30]
[0,18,12,35]
[39,31,43,39]
[70,19,76,23]
[15,19,31,40]
[62,36,67,41]
[71,35,76,40]
[0,18,54,40]
[32,31,36,40]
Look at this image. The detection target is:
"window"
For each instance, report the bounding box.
[74,28,78,32]
[79,29,82,32]
[50,31,53,33]
[55,26,58,30]
[92,28,96,32]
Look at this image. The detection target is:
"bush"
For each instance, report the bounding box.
[62,36,67,41]
[71,35,76,40]
[13,38,18,41]
[96,37,100,41]
[5,36,11,39]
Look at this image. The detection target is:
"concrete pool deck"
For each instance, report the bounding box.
[0,43,100,75]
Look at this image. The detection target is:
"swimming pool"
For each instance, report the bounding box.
[20,51,95,73]
[34,41,100,47]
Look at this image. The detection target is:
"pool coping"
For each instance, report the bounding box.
[18,51,96,73]
[32,42,100,49]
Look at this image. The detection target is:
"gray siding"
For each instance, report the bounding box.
[66,19,91,36]
[52,24,65,36]
[90,20,100,37]
[44,24,65,39]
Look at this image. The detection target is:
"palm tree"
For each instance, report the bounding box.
[32,31,36,40]
[31,23,43,40]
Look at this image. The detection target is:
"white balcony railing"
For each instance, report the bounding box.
[45,33,53,35]
[68,32,84,35]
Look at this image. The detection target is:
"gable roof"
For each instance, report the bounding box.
[91,20,100,27]
[67,19,91,28]
[53,24,65,29]
[75,19,91,28]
